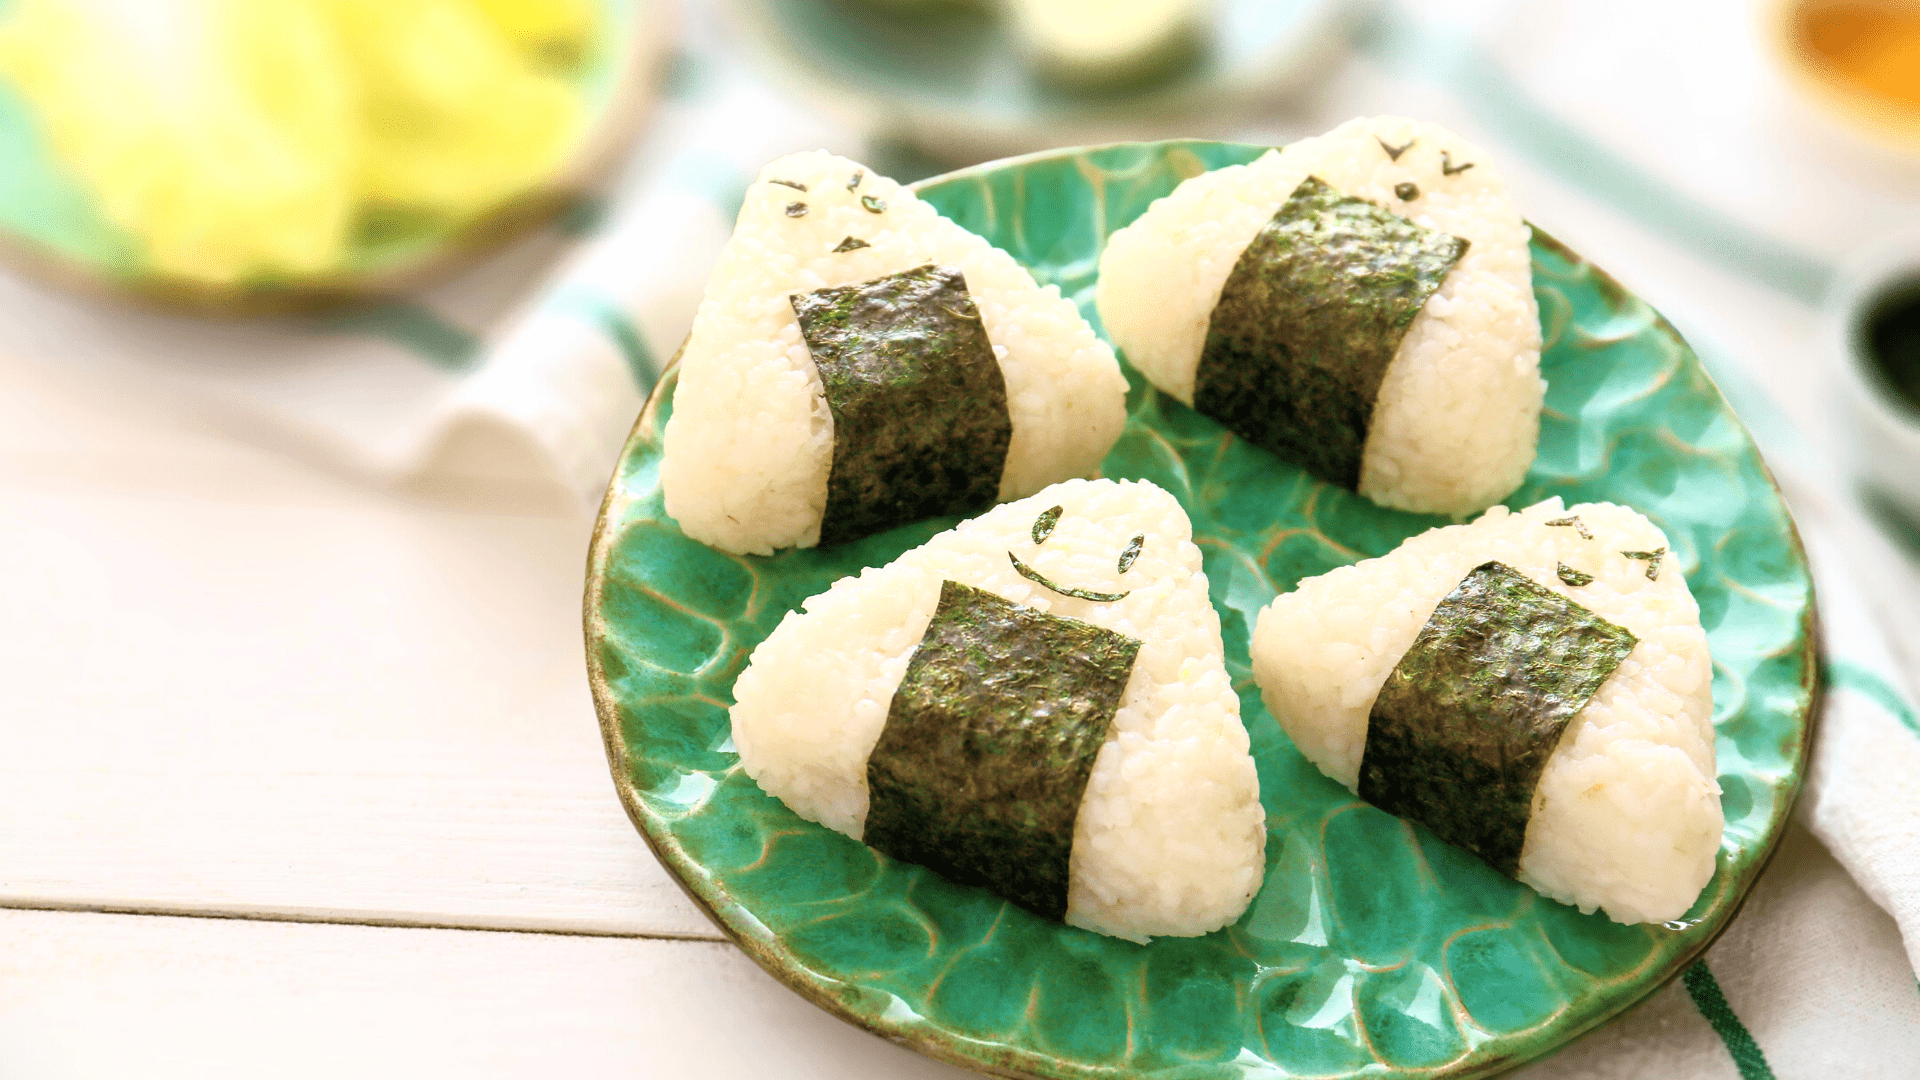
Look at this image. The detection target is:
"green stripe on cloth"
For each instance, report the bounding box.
[557,289,658,390]
[1824,659,1920,737]
[319,301,480,370]
[1682,961,1776,1080]
[1353,10,1833,304]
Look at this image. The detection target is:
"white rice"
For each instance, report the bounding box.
[731,478,1266,941]
[1096,116,1543,517]
[1249,497,1720,925]
[662,151,1129,555]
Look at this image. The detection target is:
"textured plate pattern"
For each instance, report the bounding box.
[584,141,1816,1079]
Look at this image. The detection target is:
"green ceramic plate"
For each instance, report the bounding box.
[584,141,1817,1079]
[0,0,665,312]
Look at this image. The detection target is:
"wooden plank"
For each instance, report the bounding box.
[0,908,972,1080]
[0,354,716,938]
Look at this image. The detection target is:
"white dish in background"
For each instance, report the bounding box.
[718,0,1352,163]
[1829,232,1920,521]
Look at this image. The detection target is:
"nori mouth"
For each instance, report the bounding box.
[1008,552,1130,603]
[1192,175,1469,491]
[1359,561,1638,877]
[793,264,1011,547]
[863,580,1142,922]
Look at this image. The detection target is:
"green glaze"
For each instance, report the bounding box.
[1360,561,1638,877]
[793,263,1011,546]
[584,140,1817,1080]
[0,0,651,304]
[1195,176,1469,490]
[866,579,1140,922]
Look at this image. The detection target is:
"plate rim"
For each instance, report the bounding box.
[583,141,1822,1080]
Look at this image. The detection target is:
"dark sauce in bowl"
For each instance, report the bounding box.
[1863,277,1920,414]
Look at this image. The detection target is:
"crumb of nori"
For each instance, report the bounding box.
[833,236,870,252]
[792,264,1010,546]
[1360,561,1637,877]
[1192,175,1468,490]
[1556,562,1594,587]
[864,580,1141,922]
[861,195,887,213]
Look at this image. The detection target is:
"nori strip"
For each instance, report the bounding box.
[861,195,887,214]
[1192,175,1469,490]
[785,202,809,217]
[1117,534,1144,573]
[865,580,1141,921]
[793,264,1011,546]
[1031,505,1063,545]
[833,236,870,253]
[1009,553,1130,603]
[1546,515,1593,540]
[1359,561,1638,876]
[770,178,807,191]
[1441,151,1474,176]
[1622,548,1666,580]
[1394,182,1419,201]
[1556,562,1593,587]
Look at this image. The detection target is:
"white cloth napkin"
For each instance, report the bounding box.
[0,0,856,513]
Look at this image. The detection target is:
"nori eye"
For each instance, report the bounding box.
[1394,182,1419,201]
[861,195,887,214]
[1117,534,1144,573]
[1032,505,1063,544]
[848,170,864,191]
[769,178,807,191]
[1377,136,1413,161]
[833,236,870,253]
[785,202,808,217]
[1441,151,1475,176]
[1621,548,1666,580]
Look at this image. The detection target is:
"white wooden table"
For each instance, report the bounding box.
[0,352,977,1078]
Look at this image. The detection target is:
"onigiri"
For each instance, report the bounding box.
[1097,116,1543,517]
[1250,497,1720,925]
[730,477,1266,941]
[663,151,1128,556]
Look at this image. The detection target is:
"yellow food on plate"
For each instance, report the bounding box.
[0,0,592,287]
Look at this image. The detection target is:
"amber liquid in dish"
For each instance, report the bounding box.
[1792,3,1920,113]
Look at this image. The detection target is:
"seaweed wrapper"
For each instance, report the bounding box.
[793,264,1011,546]
[864,580,1141,921]
[1193,176,1468,490]
[1359,561,1637,876]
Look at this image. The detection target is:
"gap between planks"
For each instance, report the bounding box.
[0,898,730,943]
